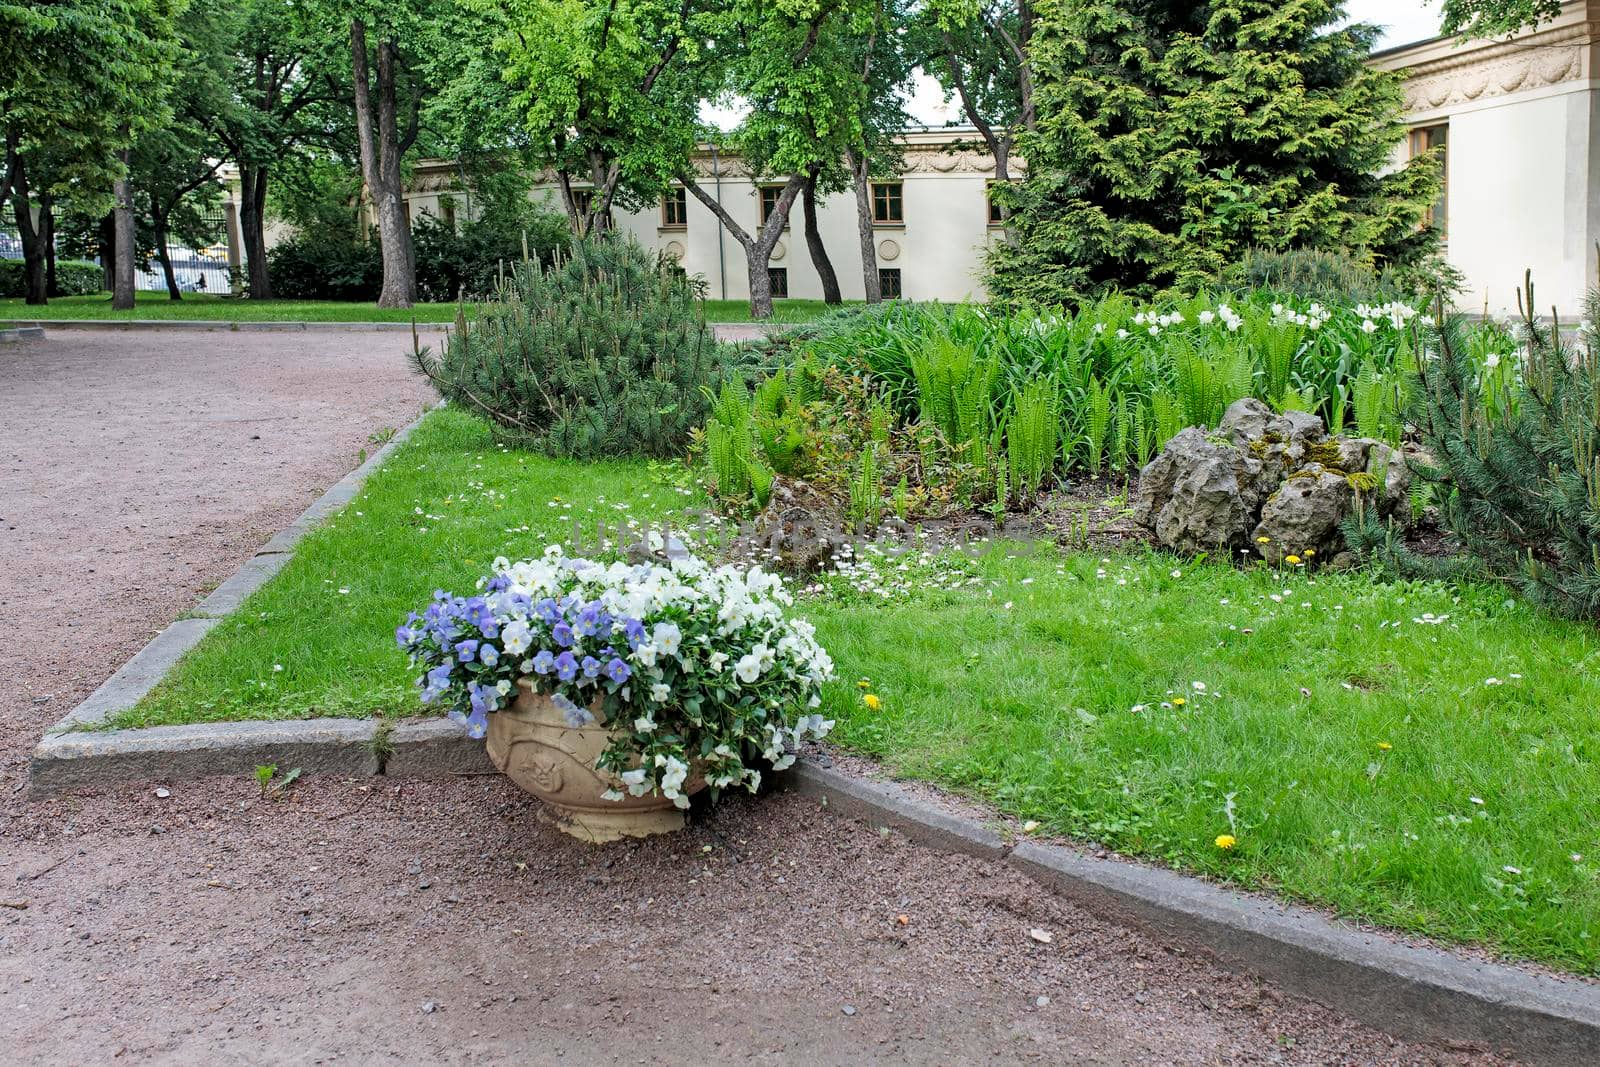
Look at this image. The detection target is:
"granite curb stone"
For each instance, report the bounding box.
[32,719,379,794]
[1009,841,1599,1066]
[382,718,496,777]
[782,761,1006,861]
[785,761,1600,1065]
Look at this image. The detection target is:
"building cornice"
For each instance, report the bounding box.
[1371,1,1598,112]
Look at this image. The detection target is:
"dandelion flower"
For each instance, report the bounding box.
[1172,697,1186,707]
[863,693,882,711]
[1377,742,1392,751]
[1285,555,1301,565]
[1256,536,1271,544]
[1215,834,1237,850]
[856,679,872,689]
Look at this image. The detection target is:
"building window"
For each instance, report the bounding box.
[1408,124,1448,237]
[872,182,903,224]
[768,267,789,298]
[878,268,902,299]
[568,188,613,229]
[759,185,789,228]
[987,181,1010,226]
[662,187,687,228]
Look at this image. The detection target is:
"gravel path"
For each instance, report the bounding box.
[0,328,1504,1064]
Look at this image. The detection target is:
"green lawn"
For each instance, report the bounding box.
[0,291,841,325]
[121,407,1600,973]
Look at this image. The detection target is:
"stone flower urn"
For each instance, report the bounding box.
[485,680,704,844]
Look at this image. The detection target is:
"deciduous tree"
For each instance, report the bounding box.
[484,0,707,238]
[1440,0,1560,38]
[1,0,181,304]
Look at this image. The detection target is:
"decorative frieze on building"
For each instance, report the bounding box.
[1380,20,1593,113]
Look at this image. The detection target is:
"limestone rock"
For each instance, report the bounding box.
[1136,401,1413,564]
[1218,398,1274,446]
[1252,467,1352,564]
[1134,428,1265,552]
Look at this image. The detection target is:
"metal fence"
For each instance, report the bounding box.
[0,206,233,293]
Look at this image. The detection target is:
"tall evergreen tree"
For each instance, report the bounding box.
[989,0,1440,304]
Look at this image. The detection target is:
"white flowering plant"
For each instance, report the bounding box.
[397,547,837,808]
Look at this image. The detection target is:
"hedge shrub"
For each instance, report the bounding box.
[0,258,103,298]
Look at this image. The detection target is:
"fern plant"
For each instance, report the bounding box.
[1082,376,1112,476]
[1007,377,1059,499]
[847,448,883,530]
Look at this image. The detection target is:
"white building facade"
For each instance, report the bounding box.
[396,129,1011,304]
[1372,0,1600,317]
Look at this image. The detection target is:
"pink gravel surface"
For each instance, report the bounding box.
[0,328,1506,1064]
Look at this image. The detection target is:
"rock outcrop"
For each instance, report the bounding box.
[1134,398,1409,562]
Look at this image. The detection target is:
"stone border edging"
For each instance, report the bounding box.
[0,325,45,343]
[782,761,1599,1066]
[30,405,437,785]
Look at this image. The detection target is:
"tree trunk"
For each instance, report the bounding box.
[98,213,116,290]
[41,192,56,297]
[351,20,416,308]
[12,166,47,306]
[154,213,182,299]
[801,170,841,305]
[239,164,273,299]
[112,149,136,310]
[747,258,774,318]
[848,150,880,304]
[682,174,803,320]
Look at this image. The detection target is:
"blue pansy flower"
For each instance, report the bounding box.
[480,644,500,667]
[581,655,602,680]
[552,622,575,648]
[455,639,479,663]
[623,617,646,649]
[531,649,555,674]
[554,651,579,682]
[605,657,631,685]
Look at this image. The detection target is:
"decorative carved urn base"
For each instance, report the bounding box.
[485,681,701,844]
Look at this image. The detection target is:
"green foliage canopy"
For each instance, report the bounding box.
[988,0,1442,305]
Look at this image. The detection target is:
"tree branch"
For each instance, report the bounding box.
[683,174,754,250]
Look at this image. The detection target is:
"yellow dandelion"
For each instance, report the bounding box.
[1285,554,1301,565]
[1256,535,1271,544]
[1377,741,1392,751]
[856,679,872,689]
[1304,548,1316,557]
[1172,696,1186,707]
[863,693,882,711]
[1215,834,1237,850]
